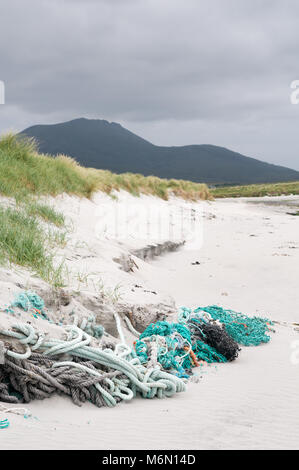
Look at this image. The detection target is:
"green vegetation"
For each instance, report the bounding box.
[25,201,65,227]
[88,169,211,200]
[0,205,66,286]
[211,181,299,198]
[0,134,96,199]
[0,134,211,201]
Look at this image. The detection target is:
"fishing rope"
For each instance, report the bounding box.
[123,315,141,338]
[72,313,105,339]
[0,321,185,408]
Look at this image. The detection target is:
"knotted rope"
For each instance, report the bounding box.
[0,321,185,407]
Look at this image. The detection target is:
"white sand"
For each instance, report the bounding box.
[1,194,298,449]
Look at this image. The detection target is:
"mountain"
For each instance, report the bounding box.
[20,118,299,185]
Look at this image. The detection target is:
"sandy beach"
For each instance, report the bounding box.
[1,194,298,450]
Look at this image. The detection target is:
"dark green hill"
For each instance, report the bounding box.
[20,118,299,185]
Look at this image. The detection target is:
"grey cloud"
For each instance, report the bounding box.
[0,0,299,169]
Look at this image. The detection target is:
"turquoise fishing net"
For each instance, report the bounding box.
[11,291,49,320]
[135,306,273,376]
[194,306,273,346]
[12,291,44,312]
[136,319,227,377]
[140,321,192,343]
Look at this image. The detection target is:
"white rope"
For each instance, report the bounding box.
[113,312,126,345]
[123,316,141,337]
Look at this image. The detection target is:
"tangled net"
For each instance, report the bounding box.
[134,305,273,376]
[11,291,49,321]
[187,319,240,362]
[193,306,273,346]
[134,319,229,379]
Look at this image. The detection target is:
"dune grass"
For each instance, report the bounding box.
[25,201,65,227]
[0,205,65,285]
[211,181,299,198]
[0,134,211,201]
[87,169,212,200]
[0,207,45,269]
[0,134,97,200]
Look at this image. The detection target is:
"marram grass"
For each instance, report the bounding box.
[25,201,65,227]
[0,205,66,286]
[0,134,211,201]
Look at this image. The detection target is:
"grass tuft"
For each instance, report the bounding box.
[25,201,65,227]
[0,205,66,286]
[0,206,51,273]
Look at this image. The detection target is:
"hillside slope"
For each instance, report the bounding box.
[21,118,299,185]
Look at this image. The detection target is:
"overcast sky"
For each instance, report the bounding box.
[0,0,299,169]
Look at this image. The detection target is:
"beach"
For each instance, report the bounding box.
[1,195,298,450]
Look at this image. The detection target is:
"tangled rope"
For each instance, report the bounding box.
[1,353,121,407]
[72,313,105,339]
[0,322,185,408]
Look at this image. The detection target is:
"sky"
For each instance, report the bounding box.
[0,0,299,170]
